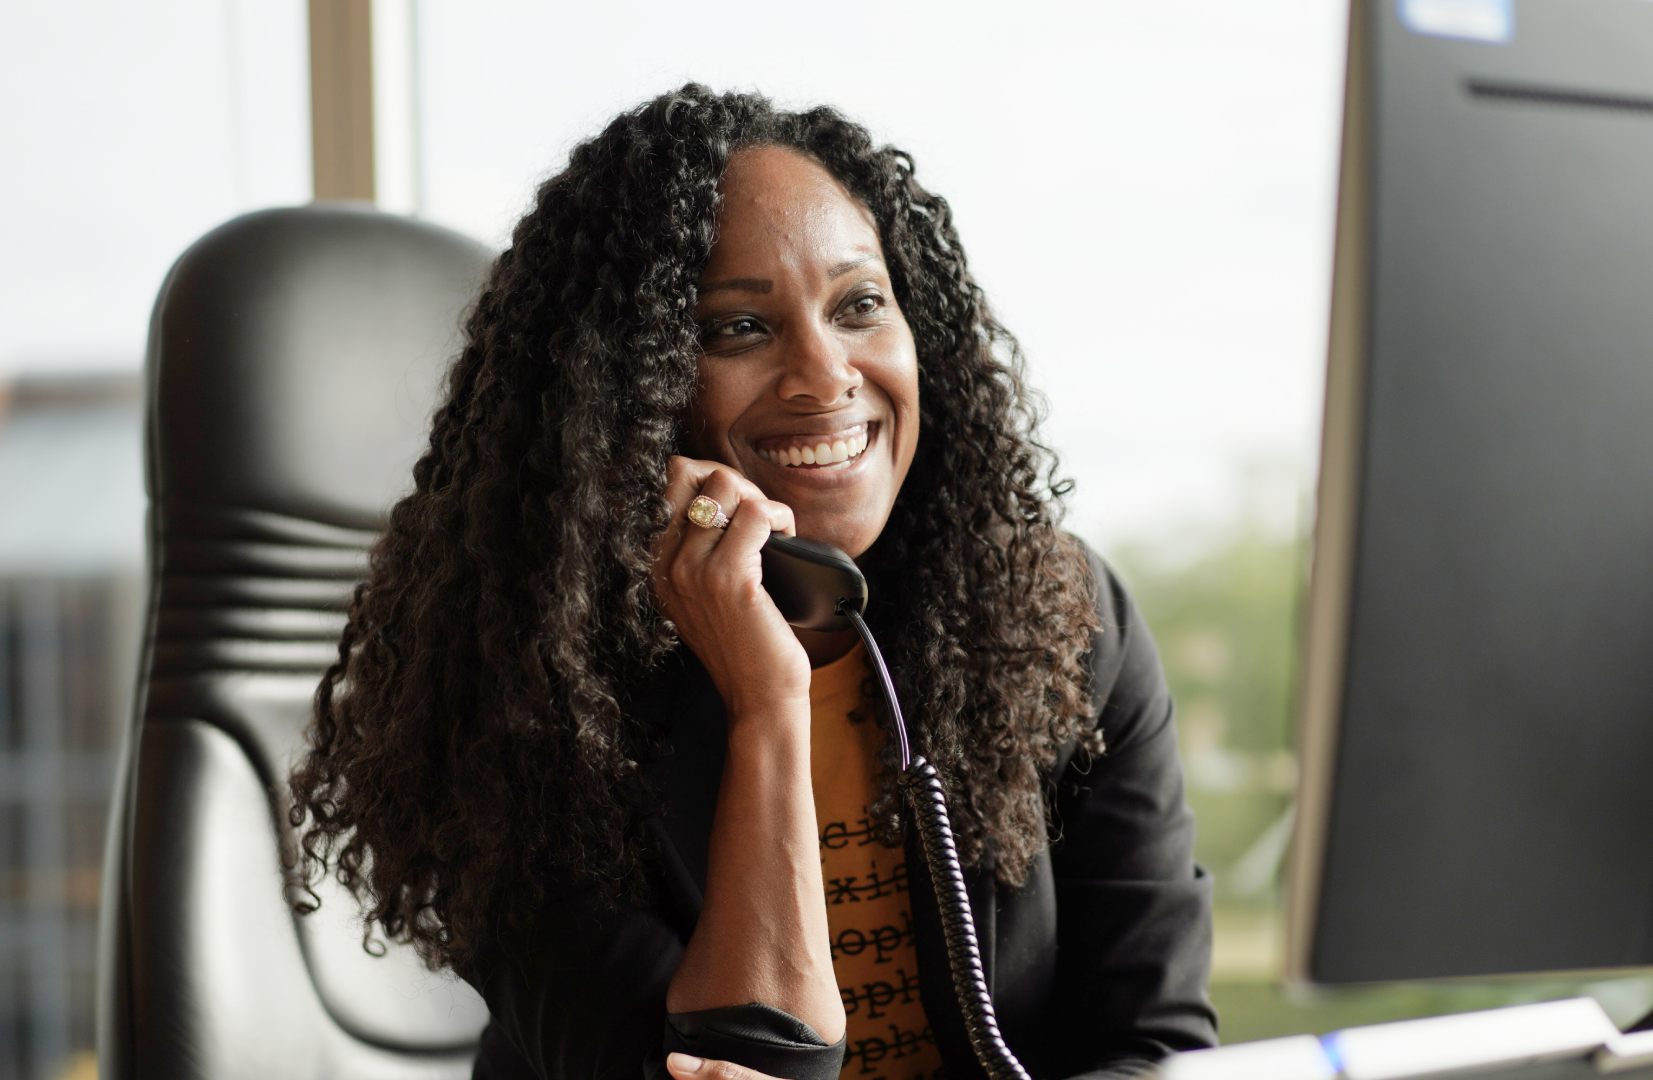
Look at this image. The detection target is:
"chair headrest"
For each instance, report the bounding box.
[149,204,493,532]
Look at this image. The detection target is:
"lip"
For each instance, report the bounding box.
[747,421,881,480]
[753,421,874,464]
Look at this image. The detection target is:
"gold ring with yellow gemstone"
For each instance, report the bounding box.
[686,494,729,530]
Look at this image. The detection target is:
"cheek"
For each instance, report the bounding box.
[685,365,739,458]
[886,345,922,462]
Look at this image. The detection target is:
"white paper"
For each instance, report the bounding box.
[1328,997,1617,1080]
[1160,1035,1335,1080]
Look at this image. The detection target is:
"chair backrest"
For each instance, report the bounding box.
[97,205,496,1080]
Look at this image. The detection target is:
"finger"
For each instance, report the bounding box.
[654,457,742,581]
[661,455,718,517]
[692,500,797,610]
[665,1053,780,1080]
[658,466,746,614]
[721,497,796,552]
[661,456,763,516]
[674,466,764,564]
[665,503,793,632]
[653,457,695,568]
[659,461,784,618]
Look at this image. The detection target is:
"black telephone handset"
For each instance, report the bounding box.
[759,533,868,632]
[758,532,1030,1080]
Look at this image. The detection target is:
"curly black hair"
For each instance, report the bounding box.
[286,84,1102,973]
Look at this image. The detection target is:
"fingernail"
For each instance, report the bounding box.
[667,1053,704,1074]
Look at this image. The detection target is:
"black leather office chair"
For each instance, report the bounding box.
[97,205,496,1079]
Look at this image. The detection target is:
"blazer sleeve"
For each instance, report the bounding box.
[466,881,681,1080]
[467,884,843,1080]
[1043,553,1218,1077]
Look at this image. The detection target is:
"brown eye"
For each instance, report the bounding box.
[848,294,881,318]
[710,316,762,339]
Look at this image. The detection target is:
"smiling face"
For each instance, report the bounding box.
[686,147,920,559]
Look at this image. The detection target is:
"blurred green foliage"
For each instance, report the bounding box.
[1214,975,1653,1045]
[1105,526,1653,1043]
[1108,529,1304,907]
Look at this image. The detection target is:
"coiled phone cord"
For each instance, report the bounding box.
[845,607,1033,1080]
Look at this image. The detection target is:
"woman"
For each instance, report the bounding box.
[288,86,1216,1080]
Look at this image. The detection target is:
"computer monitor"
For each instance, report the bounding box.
[1287,0,1653,985]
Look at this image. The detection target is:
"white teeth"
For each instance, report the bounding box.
[764,427,873,468]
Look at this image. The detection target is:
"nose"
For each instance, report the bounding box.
[776,320,862,406]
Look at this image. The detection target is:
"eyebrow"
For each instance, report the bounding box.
[698,277,772,295]
[828,254,880,278]
[697,254,884,298]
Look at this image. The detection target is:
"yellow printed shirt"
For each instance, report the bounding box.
[809,642,945,1080]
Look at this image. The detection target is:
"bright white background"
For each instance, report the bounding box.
[0,0,1347,552]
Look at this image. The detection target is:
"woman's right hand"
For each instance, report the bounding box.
[652,455,810,723]
[655,459,844,1046]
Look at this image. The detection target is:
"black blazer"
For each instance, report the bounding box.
[466,555,1217,1080]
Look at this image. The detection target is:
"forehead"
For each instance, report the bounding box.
[706,147,881,268]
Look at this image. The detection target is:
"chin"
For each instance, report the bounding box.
[794,513,885,561]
